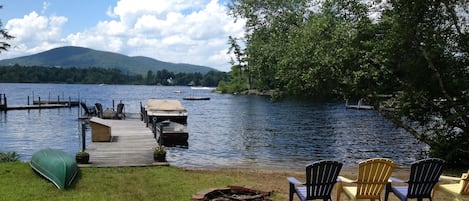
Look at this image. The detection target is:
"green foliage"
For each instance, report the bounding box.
[0,65,228,87]
[0,152,20,162]
[75,151,89,157]
[0,5,14,52]
[228,0,468,166]
[216,65,249,93]
[153,145,166,155]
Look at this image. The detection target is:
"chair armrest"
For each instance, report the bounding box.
[389,176,406,183]
[287,177,303,185]
[338,176,356,183]
[440,175,462,181]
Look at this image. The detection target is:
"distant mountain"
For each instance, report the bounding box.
[0,46,217,74]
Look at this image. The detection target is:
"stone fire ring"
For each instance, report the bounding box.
[192,185,272,201]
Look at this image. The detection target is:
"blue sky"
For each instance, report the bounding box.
[0,0,244,71]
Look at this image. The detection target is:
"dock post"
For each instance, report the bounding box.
[152,117,157,139]
[81,122,86,152]
[0,94,6,111]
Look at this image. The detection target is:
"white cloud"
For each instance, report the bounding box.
[4,11,68,55]
[1,0,245,72]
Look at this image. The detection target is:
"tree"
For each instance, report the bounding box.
[0,5,14,53]
[227,0,469,166]
[376,0,469,167]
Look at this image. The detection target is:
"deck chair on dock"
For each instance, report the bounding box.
[384,158,444,201]
[288,160,343,201]
[80,102,96,116]
[437,170,469,201]
[115,103,125,120]
[337,158,396,201]
[95,103,103,118]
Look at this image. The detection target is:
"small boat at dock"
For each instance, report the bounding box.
[144,99,189,145]
[30,148,78,189]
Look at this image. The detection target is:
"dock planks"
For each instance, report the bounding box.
[83,118,163,167]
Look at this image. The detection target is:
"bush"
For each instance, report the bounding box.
[0,152,20,162]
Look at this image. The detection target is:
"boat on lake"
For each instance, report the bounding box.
[144,99,188,146]
[183,96,210,100]
[29,148,78,189]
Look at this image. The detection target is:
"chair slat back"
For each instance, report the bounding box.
[460,173,469,195]
[305,160,343,200]
[407,158,444,198]
[356,158,395,199]
[117,103,124,113]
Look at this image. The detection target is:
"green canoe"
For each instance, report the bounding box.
[30,148,78,189]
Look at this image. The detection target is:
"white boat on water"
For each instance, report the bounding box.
[190,86,215,90]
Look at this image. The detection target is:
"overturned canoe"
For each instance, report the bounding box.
[30,148,78,189]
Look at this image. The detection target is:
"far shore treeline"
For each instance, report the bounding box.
[0,65,227,86]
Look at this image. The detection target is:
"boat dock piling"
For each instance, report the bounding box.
[0,94,6,111]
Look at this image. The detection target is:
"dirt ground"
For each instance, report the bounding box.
[191,167,460,201]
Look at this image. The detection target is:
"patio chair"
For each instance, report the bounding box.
[384,158,445,201]
[288,160,343,201]
[115,103,125,119]
[337,158,396,201]
[80,101,96,116]
[95,102,103,118]
[437,170,469,201]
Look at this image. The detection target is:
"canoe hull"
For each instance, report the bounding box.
[30,148,78,189]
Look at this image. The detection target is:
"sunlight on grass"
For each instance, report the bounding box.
[0,162,254,201]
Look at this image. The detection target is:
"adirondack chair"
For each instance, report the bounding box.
[337,158,396,201]
[115,103,125,119]
[288,160,343,201]
[80,102,96,116]
[437,170,469,201]
[95,102,103,118]
[384,158,445,201]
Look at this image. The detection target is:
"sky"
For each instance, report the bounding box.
[0,0,245,72]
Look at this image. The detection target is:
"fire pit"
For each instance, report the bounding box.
[192,185,272,201]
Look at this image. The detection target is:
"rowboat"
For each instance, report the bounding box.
[30,148,78,189]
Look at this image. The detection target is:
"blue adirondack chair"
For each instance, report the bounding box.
[288,160,343,201]
[385,158,445,201]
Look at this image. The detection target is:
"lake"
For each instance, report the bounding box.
[0,83,427,170]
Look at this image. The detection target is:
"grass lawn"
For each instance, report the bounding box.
[0,162,461,201]
[0,162,270,201]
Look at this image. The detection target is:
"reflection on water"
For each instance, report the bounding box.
[0,83,428,170]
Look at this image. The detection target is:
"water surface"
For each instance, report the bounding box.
[0,83,427,170]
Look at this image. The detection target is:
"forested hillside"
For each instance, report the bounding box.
[0,46,217,75]
[0,65,227,86]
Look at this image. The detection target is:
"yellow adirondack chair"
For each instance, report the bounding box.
[437,171,469,201]
[337,158,396,201]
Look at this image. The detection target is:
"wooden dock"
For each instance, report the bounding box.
[345,99,374,110]
[82,118,164,167]
[0,93,78,111]
[3,104,75,110]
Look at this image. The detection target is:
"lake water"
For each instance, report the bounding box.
[0,83,427,170]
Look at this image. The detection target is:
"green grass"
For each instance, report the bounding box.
[0,162,254,201]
